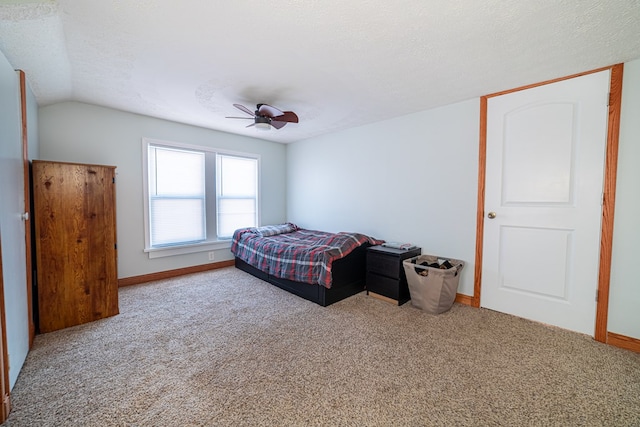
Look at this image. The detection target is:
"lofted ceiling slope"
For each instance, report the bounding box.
[1,0,640,144]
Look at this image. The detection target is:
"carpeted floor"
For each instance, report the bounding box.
[4,267,640,426]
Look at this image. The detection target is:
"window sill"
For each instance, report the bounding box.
[144,240,232,259]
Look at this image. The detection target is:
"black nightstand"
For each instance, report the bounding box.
[366,245,421,305]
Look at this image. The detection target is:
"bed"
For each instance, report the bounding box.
[231,223,383,306]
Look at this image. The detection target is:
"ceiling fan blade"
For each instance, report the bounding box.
[245,123,256,128]
[275,111,299,123]
[257,104,284,118]
[234,104,255,117]
[270,120,287,129]
[226,116,254,119]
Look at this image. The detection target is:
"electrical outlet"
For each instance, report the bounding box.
[208,252,215,261]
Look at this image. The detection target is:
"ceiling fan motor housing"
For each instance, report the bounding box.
[255,116,270,125]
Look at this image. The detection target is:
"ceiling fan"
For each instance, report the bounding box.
[226,103,299,130]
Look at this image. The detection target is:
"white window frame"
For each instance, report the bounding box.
[142,138,260,259]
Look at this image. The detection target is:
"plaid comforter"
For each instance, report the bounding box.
[231,227,382,288]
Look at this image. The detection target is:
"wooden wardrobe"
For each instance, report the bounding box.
[32,160,119,333]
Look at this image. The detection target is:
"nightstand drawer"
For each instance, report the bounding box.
[367,251,402,279]
[366,246,420,305]
[366,272,402,300]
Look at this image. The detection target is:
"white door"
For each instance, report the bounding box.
[481,70,610,335]
[0,67,29,387]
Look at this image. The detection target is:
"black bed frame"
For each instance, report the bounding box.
[234,245,369,307]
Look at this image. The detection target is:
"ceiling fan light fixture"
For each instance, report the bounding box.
[255,116,271,130]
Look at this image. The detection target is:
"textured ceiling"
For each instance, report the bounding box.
[1,0,640,144]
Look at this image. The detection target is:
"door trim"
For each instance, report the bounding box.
[0,232,11,422]
[595,64,623,342]
[472,64,623,342]
[18,70,34,346]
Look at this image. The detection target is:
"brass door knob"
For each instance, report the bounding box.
[487,211,497,219]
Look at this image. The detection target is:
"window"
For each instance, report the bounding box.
[216,154,258,238]
[143,139,259,258]
[148,146,206,246]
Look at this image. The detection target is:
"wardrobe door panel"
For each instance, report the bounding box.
[33,160,118,333]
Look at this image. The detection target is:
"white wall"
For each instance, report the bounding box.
[288,63,640,339]
[608,59,640,339]
[38,102,287,279]
[287,99,480,296]
[26,78,39,159]
[0,52,30,388]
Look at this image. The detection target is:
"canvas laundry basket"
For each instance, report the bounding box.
[402,255,464,314]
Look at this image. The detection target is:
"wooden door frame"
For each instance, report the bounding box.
[18,70,35,346]
[0,232,11,422]
[472,64,623,343]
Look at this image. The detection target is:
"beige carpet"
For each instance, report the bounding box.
[4,267,640,426]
